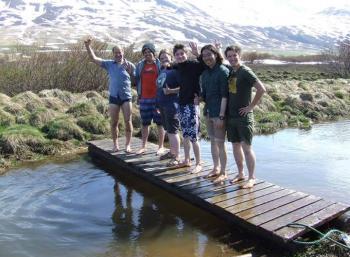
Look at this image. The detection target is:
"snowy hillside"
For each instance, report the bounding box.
[0,0,349,52]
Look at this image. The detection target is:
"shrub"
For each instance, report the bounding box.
[42,118,87,141]
[77,114,109,134]
[29,108,57,128]
[0,125,46,156]
[66,102,97,118]
[0,109,15,126]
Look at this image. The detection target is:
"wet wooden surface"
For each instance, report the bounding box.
[88,137,350,245]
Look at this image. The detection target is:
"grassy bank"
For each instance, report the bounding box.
[1,78,349,173]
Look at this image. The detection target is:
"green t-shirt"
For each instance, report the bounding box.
[228,65,258,121]
[200,64,229,118]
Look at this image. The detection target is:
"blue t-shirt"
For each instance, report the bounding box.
[101,60,135,100]
[156,68,180,108]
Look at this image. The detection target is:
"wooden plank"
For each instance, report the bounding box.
[261,199,333,231]
[275,203,350,240]
[223,186,287,211]
[163,166,213,183]
[155,163,212,180]
[196,180,266,200]
[187,172,236,195]
[205,181,272,203]
[237,191,308,220]
[180,172,238,190]
[227,186,295,214]
[88,138,350,246]
[248,195,322,226]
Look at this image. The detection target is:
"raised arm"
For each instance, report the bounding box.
[84,38,103,66]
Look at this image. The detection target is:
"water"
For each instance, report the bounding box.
[201,120,350,204]
[0,120,349,257]
[0,157,269,257]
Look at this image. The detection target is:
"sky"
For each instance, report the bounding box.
[190,0,350,26]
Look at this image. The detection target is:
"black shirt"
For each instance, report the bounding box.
[176,60,205,105]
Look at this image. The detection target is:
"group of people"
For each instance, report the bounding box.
[84,38,266,189]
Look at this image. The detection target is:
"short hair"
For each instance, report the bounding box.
[173,44,186,55]
[158,48,173,59]
[224,45,242,57]
[200,44,223,65]
[112,45,123,54]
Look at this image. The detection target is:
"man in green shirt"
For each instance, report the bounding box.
[225,45,266,189]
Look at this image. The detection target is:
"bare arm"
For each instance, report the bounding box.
[84,38,103,66]
[215,97,227,129]
[163,84,180,95]
[239,80,266,116]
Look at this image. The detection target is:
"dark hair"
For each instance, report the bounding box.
[200,44,223,65]
[158,49,173,59]
[173,44,186,55]
[224,45,242,57]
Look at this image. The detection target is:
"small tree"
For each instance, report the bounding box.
[323,38,350,78]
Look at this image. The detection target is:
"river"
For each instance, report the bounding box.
[0,120,349,257]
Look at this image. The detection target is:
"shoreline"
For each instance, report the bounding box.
[1,78,349,173]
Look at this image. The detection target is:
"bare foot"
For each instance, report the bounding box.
[136,148,146,155]
[125,145,132,153]
[112,145,119,152]
[156,147,166,156]
[205,169,220,179]
[178,161,191,168]
[214,174,228,182]
[241,179,256,189]
[191,164,202,174]
[230,174,245,184]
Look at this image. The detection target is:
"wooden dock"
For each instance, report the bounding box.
[88,137,350,246]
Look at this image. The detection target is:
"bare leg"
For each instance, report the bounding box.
[182,137,191,166]
[156,125,165,155]
[206,139,220,178]
[121,101,133,152]
[191,140,202,173]
[109,104,121,152]
[168,133,180,159]
[217,140,227,176]
[230,142,246,183]
[241,142,256,188]
[137,125,149,154]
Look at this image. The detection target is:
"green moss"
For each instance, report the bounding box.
[42,117,87,141]
[77,114,109,134]
[66,102,97,118]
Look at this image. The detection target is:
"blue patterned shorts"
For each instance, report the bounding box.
[179,104,200,142]
[139,98,162,126]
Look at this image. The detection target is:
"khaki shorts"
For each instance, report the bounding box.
[206,116,226,142]
[227,117,254,145]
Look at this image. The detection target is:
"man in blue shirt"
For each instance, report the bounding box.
[84,38,134,153]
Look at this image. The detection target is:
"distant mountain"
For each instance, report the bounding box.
[0,0,349,53]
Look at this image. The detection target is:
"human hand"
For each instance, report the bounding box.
[84,38,92,47]
[189,41,199,57]
[239,105,253,116]
[163,84,170,95]
[214,39,222,49]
